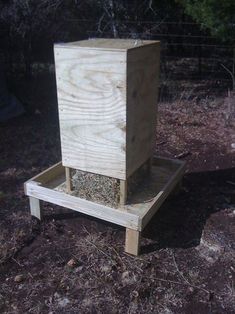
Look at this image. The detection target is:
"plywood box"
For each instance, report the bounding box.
[54,38,160,180]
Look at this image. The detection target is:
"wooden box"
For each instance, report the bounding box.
[54,39,160,180]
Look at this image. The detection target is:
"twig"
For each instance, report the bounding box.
[80,226,113,260]
[85,238,112,260]
[147,0,157,15]
[123,252,150,263]
[226,180,235,186]
[156,141,166,146]
[97,13,105,33]
[28,272,33,279]
[221,63,235,90]
[141,274,191,286]
[111,247,126,267]
[174,151,191,159]
[171,252,210,295]
[11,257,24,267]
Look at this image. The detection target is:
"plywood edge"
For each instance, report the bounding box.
[25,180,141,231]
[127,40,160,52]
[54,40,160,52]
[24,180,40,195]
[54,44,128,52]
[139,159,186,230]
[61,161,127,181]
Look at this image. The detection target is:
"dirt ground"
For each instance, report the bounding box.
[0,74,234,313]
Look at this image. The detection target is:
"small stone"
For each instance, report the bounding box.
[14,275,24,283]
[58,297,70,307]
[100,265,111,274]
[67,258,77,268]
[131,290,139,298]
[121,271,129,280]
[35,109,41,115]
[187,286,194,293]
[77,266,83,271]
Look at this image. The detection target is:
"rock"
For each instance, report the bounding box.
[67,258,77,268]
[121,271,130,280]
[14,274,24,283]
[131,290,139,298]
[58,297,70,308]
[187,286,194,293]
[53,292,70,308]
[100,265,111,274]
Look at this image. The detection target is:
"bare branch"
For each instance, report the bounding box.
[221,63,235,90]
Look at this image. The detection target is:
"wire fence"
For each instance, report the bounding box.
[1,17,234,87]
[64,18,234,82]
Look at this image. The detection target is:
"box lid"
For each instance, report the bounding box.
[55,38,159,51]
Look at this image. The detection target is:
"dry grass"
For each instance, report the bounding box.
[0,74,234,313]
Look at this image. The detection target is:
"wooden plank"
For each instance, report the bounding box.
[152,155,181,169]
[54,45,127,179]
[126,42,160,177]
[29,196,41,220]
[65,167,72,193]
[153,155,184,165]
[120,179,127,205]
[125,228,140,256]
[24,162,63,187]
[140,161,186,230]
[25,181,141,230]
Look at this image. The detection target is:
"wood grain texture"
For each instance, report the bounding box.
[65,167,72,193]
[25,157,185,233]
[25,180,140,230]
[54,46,127,179]
[125,228,140,256]
[54,39,160,180]
[29,196,41,220]
[120,179,127,205]
[126,42,160,177]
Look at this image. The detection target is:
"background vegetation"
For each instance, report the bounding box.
[0,0,234,81]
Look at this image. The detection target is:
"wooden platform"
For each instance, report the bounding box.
[24,157,185,256]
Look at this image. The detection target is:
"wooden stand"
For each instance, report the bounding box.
[25,157,185,256]
[119,179,127,205]
[65,167,72,193]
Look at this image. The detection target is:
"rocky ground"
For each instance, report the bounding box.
[0,73,234,313]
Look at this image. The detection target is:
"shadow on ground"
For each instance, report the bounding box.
[42,166,235,256]
[141,167,235,253]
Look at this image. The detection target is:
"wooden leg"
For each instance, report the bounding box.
[120,179,127,205]
[125,228,140,256]
[65,167,72,193]
[29,196,42,220]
